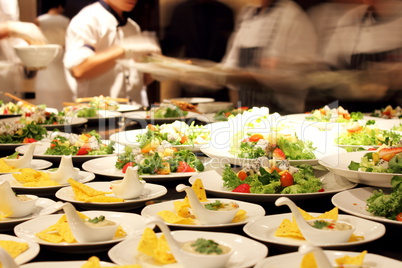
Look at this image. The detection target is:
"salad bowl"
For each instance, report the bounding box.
[319,151,399,187]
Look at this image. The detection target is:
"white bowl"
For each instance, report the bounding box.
[197,102,233,113]
[14,45,61,69]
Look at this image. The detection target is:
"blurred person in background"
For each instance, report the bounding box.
[64,0,160,107]
[34,0,72,109]
[318,0,402,109]
[161,0,235,102]
[0,0,47,98]
[221,0,318,114]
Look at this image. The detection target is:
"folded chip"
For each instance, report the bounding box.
[81,256,142,268]
[67,178,124,203]
[137,227,176,264]
[0,240,29,258]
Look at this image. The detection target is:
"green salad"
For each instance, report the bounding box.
[366,176,402,221]
[0,121,47,144]
[150,103,188,118]
[348,148,402,173]
[222,158,323,194]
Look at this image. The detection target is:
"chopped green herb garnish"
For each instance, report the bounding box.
[88,215,105,224]
[311,220,330,229]
[204,200,224,211]
[191,238,223,255]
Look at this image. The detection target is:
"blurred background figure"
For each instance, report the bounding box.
[160,0,235,102]
[64,0,160,107]
[221,0,318,114]
[312,0,402,110]
[34,0,72,110]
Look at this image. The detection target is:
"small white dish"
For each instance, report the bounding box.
[46,155,79,184]
[141,198,265,228]
[55,181,167,211]
[146,218,233,268]
[332,187,402,226]
[108,229,268,268]
[319,151,398,187]
[0,181,38,218]
[14,44,61,69]
[275,197,355,244]
[3,143,36,168]
[14,210,152,253]
[188,170,357,202]
[61,203,118,243]
[243,212,385,249]
[111,166,145,199]
[176,184,239,225]
[0,198,61,232]
[0,234,40,265]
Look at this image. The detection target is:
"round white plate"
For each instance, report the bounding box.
[14,210,152,253]
[108,230,268,268]
[254,250,402,268]
[141,198,265,229]
[55,181,167,210]
[167,97,215,104]
[243,213,385,249]
[0,198,61,232]
[285,113,380,130]
[332,187,402,226]
[0,159,52,175]
[15,140,120,163]
[0,234,40,265]
[319,151,398,187]
[82,156,203,181]
[0,171,95,195]
[109,129,206,152]
[188,170,357,202]
[21,261,116,268]
[117,104,142,113]
[123,110,199,126]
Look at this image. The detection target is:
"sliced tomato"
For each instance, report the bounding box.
[76,145,91,155]
[232,183,251,193]
[249,134,264,142]
[280,171,294,187]
[122,162,134,173]
[177,161,195,173]
[22,137,37,143]
[396,212,402,222]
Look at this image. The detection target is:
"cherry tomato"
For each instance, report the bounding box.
[396,212,402,222]
[177,161,195,173]
[237,170,248,180]
[76,145,91,155]
[249,134,264,142]
[122,162,134,173]
[280,171,294,187]
[22,137,36,143]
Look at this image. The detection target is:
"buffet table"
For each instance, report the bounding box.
[1,115,401,266]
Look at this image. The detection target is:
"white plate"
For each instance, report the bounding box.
[117,104,142,113]
[141,198,265,229]
[0,171,95,195]
[15,140,119,164]
[80,110,123,123]
[319,151,398,187]
[167,97,215,104]
[14,210,152,253]
[332,187,402,226]
[0,234,40,265]
[0,117,88,130]
[0,159,52,175]
[243,213,385,249]
[21,261,116,268]
[0,198,61,232]
[123,110,199,127]
[108,230,268,268]
[286,113,380,130]
[254,250,402,268]
[109,129,206,152]
[55,181,167,210]
[188,170,357,202]
[82,156,203,181]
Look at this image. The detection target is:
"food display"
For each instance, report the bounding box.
[0,101,34,116]
[371,105,402,119]
[18,106,65,125]
[305,105,363,123]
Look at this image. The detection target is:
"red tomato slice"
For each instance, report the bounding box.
[396,212,402,222]
[122,162,134,173]
[177,161,195,173]
[76,146,91,155]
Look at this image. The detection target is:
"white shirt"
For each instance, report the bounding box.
[64,1,146,106]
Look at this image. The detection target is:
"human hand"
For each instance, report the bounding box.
[7,21,48,45]
[122,33,161,60]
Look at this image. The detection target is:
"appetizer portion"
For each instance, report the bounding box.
[0,121,47,144]
[371,105,402,119]
[348,147,402,173]
[149,102,189,118]
[306,105,363,123]
[213,107,249,121]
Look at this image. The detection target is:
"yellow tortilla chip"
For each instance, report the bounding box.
[0,158,18,173]
[173,200,192,218]
[0,240,29,258]
[84,195,124,203]
[232,209,248,223]
[335,250,367,266]
[183,178,207,203]
[68,178,112,197]
[13,168,60,187]
[157,210,195,225]
[56,221,76,243]
[137,228,176,265]
[155,234,176,264]
[80,256,102,268]
[300,252,317,268]
[36,232,64,244]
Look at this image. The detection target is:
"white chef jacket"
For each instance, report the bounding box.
[323,4,402,69]
[221,0,318,114]
[64,1,147,106]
